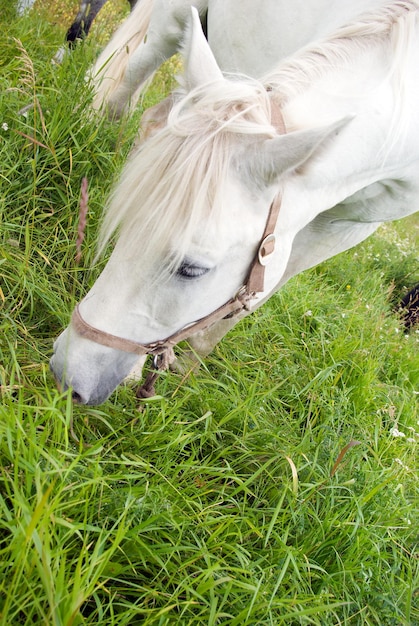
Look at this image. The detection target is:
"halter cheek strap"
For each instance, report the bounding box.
[70,100,285,397]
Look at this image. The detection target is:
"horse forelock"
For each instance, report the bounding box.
[98,77,277,274]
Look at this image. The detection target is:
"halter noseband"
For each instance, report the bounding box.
[71,101,285,397]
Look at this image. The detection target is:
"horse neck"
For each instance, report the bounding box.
[279,42,414,222]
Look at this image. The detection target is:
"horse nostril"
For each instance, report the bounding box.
[72,390,83,404]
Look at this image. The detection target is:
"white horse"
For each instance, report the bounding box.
[51,1,419,404]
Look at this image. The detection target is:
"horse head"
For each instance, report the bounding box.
[51,8,349,404]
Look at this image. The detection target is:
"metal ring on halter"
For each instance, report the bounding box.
[258,234,276,266]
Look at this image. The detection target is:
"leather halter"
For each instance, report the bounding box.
[71,99,285,397]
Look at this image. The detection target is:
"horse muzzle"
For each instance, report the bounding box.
[50,328,140,405]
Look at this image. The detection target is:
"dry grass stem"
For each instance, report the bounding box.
[75,177,89,265]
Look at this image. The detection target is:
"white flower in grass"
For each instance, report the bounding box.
[390,427,406,438]
[394,458,410,471]
[2,122,8,131]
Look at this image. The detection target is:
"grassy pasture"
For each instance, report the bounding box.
[0,2,418,624]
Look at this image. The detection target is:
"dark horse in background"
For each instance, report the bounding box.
[65,0,137,48]
[400,284,419,328]
[16,0,138,48]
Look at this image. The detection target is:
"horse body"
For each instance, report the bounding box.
[91,0,393,115]
[51,1,419,404]
[208,0,389,77]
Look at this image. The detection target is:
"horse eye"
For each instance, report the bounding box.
[176,261,210,280]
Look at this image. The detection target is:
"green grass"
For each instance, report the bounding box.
[1,3,418,624]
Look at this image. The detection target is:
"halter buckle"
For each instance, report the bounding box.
[258,234,276,266]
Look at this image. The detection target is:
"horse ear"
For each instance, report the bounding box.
[244,116,354,185]
[182,6,223,90]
